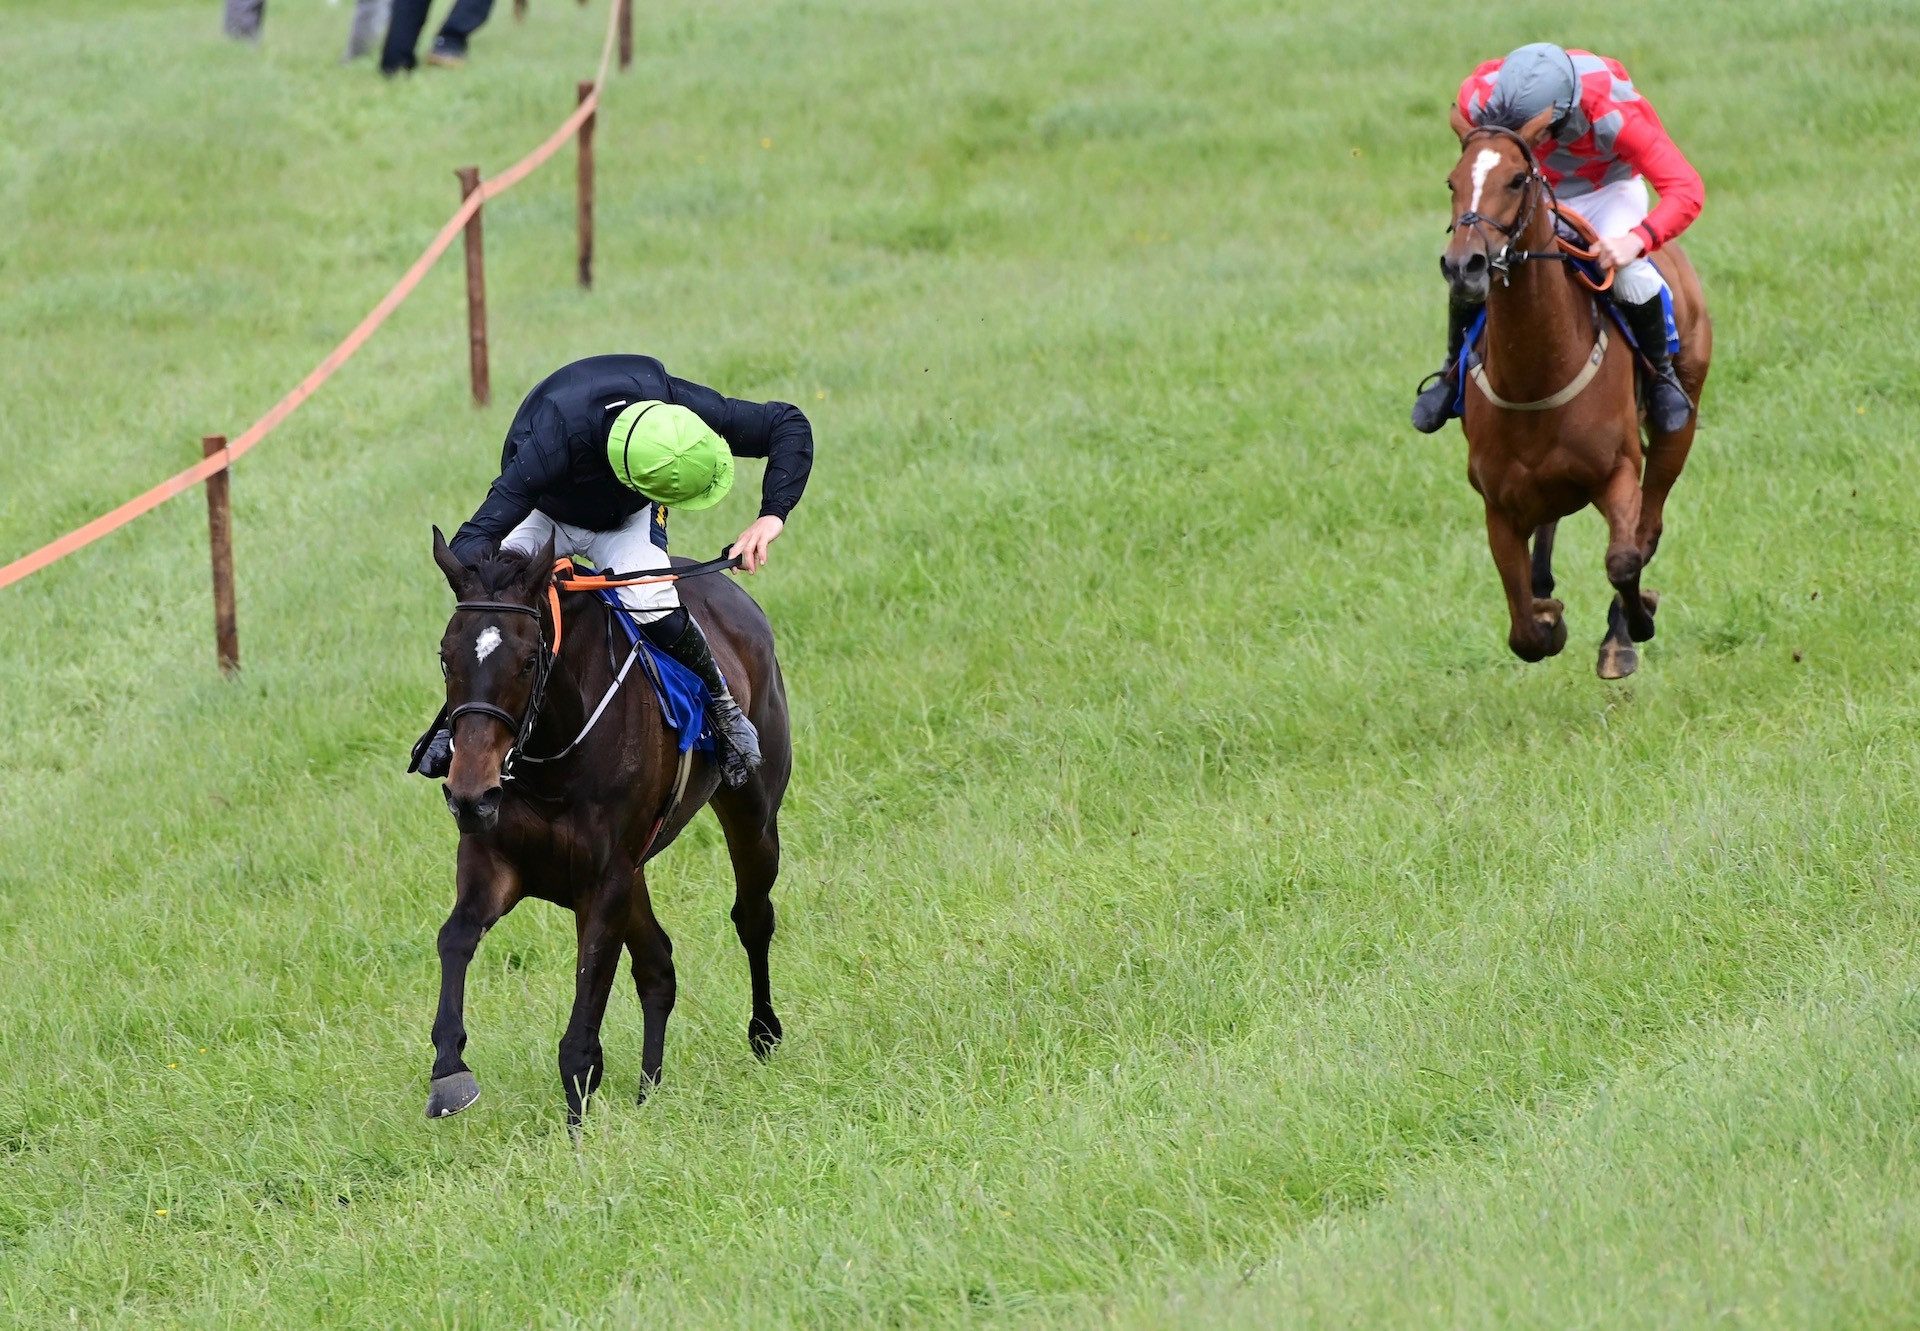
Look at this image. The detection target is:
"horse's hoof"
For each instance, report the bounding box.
[748,1012,783,1061]
[1597,641,1639,680]
[1531,598,1568,657]
[425,1070,480,1119]
[1631,590,1661,643]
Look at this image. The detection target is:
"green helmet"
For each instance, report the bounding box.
[606,401,734,511]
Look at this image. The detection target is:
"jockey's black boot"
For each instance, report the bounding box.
[1411,299,1477,434]
[1618,293,1694,435]
[642,609,762,788]
[409,706,452,779]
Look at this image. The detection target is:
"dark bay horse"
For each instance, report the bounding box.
[426,527,792,1124]
[1443,106,1712,678]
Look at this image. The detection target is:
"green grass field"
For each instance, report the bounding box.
[4,0,1919,1324]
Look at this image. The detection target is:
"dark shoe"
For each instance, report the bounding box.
[707,693,763,788]
[409,706,452,778]
[417,729,453,779]
[426,36,468,67]
[1411,371,1456,433]
[1617,293,1693,435]
[645,611,762,788]
[1411,299,1478,434]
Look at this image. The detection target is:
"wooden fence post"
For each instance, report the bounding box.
[576,81,596,289]
[201,435,240,676]
[455,166,490,407]
[619,0,633,71]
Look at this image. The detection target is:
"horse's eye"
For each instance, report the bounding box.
[1509,176,1526,189]
[520,655,537,675]
[439,657,450,677]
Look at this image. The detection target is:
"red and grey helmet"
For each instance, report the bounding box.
[1486,43,1580,135]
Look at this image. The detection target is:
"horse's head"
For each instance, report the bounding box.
[431,525,557,833]
[1441,104,1557,305]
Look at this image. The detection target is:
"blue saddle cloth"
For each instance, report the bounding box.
[1450,259,1679,421]
[595,590,715,755]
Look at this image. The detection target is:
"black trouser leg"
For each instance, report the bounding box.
[381,0,432,70]
[437,0,495,41]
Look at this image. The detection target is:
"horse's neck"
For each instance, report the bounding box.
[1481,217,1591,395]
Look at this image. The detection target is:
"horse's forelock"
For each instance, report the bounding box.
[473,549,542,597]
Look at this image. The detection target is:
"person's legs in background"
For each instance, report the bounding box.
[223,0,265,42]
[345,0,393,61]
[429,0,497,65]
[381,0,434,74]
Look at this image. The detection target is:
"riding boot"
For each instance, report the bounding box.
[1617,293,1694,434]
[1411,299,1478,434]
[409,704,453,779]
[642,610,762,788]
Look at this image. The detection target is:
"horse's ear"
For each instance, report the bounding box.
[516,532,557,596]
[1517,105,1558,147]
[432,525,472,596]
[1449,103,1474,144]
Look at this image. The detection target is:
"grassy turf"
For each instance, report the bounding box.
[3,0,1918,1325]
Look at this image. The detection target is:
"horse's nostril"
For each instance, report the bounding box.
[1464,252,1488,275]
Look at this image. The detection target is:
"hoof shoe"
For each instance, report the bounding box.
[426,1070,480,1119]
[749,1013,783,1061]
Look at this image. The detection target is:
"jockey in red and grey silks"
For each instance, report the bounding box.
[1413,43,1701,436]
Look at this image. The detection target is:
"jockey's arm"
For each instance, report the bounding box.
[1611,107,1704,255]
[668,373,815,572]
[448,412,569,565]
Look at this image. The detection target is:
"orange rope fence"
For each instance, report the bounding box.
[0,0,627,596]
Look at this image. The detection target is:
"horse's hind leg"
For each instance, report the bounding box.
[715,787,783,1059]
[1636,414,1698,568]
[624,873,676,1102]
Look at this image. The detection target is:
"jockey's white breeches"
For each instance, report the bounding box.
[502,507,679,622]
[1557,177,1666,305]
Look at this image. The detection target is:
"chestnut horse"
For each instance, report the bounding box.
[1443,105,1712,677]
[425,527,792,1125]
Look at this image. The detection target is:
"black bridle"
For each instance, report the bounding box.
[446,598,555,783]
[1448,125,1565,284]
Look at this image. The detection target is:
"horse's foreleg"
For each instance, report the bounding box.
[624,870,676,1101]
[427,840,523,1119]
[557,865,632,1126]
[1486,507,1565,662]
[717,790,783,1060]
[1530,521,1559,600]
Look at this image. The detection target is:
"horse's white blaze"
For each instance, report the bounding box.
[475,626,503,663]
[1469,148,1501,211]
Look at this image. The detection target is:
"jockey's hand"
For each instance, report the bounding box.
[728,515,785,574]
[1595,231,1646,271]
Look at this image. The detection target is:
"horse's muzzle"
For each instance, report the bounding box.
[1442,250,1490,305]
[445,783,503,834]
